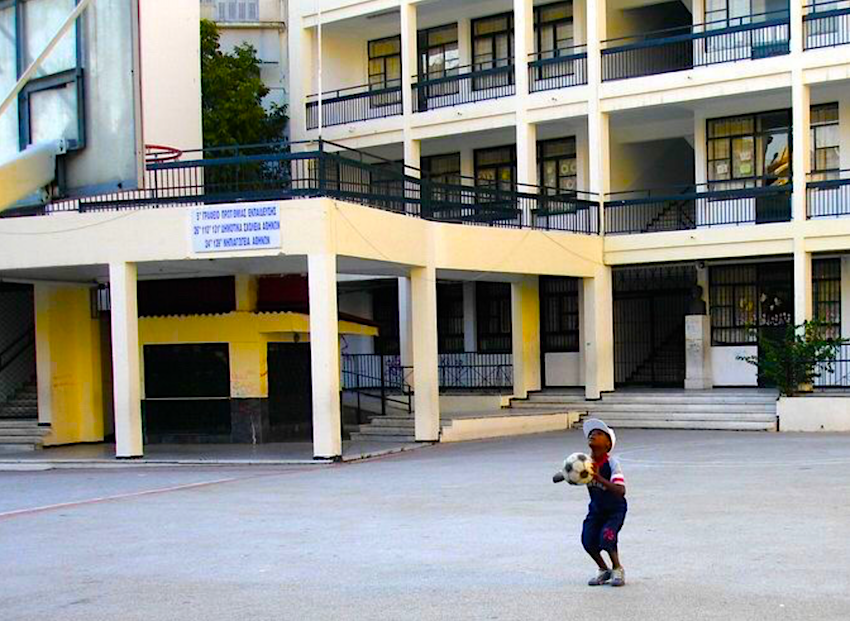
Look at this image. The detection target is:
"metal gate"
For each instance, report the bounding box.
[613,265,695,387]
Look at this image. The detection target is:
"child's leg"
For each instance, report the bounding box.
[581,514,609,570]
[607,547,622,570]
[598,512,626,569]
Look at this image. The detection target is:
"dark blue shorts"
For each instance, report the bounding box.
[582,510,626,554]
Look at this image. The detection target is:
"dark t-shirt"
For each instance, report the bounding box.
[587,454,627,514]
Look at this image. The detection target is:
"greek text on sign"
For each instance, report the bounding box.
[191,204,281,253]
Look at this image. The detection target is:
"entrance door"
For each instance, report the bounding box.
[756,262,794,387]
[613,266,695,387]
[267,343,313,441]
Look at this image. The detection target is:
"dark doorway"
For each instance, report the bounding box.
[756,262,794,387]
[267,343,313,441]
[613,265,695,387]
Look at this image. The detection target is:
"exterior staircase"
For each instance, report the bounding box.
[348,404,416,443]
[510,389,779,431]
[0,381,48,451]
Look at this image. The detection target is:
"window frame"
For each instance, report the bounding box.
[537,137,578,197]
[437,283,465,353]
[810,102,840,180]
[534,1,575,57]
[474,145,517,193]
[540,276,580,353]
[476,282,512,353]
[471,12,515,90]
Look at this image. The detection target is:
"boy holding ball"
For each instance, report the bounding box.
[582,418,627,587]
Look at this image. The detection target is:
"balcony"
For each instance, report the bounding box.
[804,1,850,50]
[412,62,515,113]
[807,170,850,218]
[13,140,599,236]
[528,45,588,93]
[601,11,790,82]
[605,181,792,235]
[306,82,402,130]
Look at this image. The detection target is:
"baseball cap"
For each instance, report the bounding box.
[583,418,616,451]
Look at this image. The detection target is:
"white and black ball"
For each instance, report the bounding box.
[562,452,594,485]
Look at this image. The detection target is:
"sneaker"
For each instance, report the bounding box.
[610,567,625,587]
[588,569,611,586]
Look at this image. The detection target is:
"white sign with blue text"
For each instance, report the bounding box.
[191,204,281,253]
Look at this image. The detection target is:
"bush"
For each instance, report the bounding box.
[738,319,847,397]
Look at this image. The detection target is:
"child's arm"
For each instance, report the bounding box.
[591,472,626,497]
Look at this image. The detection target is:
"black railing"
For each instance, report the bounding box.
[807,169,850,219]
[412,62,515,113]
[602,11,790,81]
[438,352,513,390]
[341,354,411,419]
[605,181,792,234]
[814,344,850,388]
[0,326,35,404]
[805,1,850,49]
[306,81,402,130]
[528,46,588,92]
[36,140,599,235]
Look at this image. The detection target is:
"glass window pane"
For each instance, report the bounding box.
[540,4,571,22]
[495,35,510,60]
[544,161,557,187]
[386,57,401,81]
[540,28,555,53]
[816,124,840,148]
[429,25,458,46]
[761,132,790,179]
[732,136,755,178]
[475,16,508,36]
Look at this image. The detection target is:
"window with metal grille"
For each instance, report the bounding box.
[474,145,516,192]
[811,103,839,181]
[418,23,459,96]
[534,2,574,57]
[540,277,579,352]
[437,283,465,353]
[368,36,402,90]
[476,282,512,353]
[216,0,259,22]
[538,137,577,196]
[814,258,841,339]
[472,12,514,90]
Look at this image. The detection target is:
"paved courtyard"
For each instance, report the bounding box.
[2,429,850,620]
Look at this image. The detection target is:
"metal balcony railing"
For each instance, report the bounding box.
[602,10,790,82]
[807,169,850,218]
[438,352,513,390]
[804,1,850,49]
[605,180,792,234]
[412,61,515,112]
[306,81,402,130]
[814,343,850,388]
[16,140,599,235]
[528,45,588,93]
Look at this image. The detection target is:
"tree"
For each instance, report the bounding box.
[200,19,287,149]
[738,319,847,397]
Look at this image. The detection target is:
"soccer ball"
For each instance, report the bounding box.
[563,452,594,485]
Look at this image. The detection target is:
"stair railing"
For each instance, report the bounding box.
[340,354,413,424]
[0,326,35,403]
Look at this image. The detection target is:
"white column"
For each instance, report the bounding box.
[583,267,614,399]
[288,10,313,138]
[694,110,708,186]
[401,1,418,118]
[404,137,421,175]
[516,121,538,187]
[411,266,440,441]
[841,257,850,339]
[793,240,813,326]
[398,277,414,367]
[586,0,605,87]
[513,0,533,98]
[109,262,143,458]
[790,0,805,56]
[33,284,53,426]
[463,281,477,352]
[587,0,608,232]
[458,18,472,66]
[792,82,811,222]
[511,277,541,399]
[308,253,342,459]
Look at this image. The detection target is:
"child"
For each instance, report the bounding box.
[581,418,627,587]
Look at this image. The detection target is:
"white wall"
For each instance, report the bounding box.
[545,352,583,387]
[141,1,203,152]
[339,289,374,355]
[712,345,758,386]
[779,397,850,432]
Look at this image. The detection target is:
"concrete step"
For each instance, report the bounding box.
[0,434,47,443]
[0,419,42,427]
[354,425,417,437]
[595,419,775,431]
[587,411,776,422]
[367,417,415,428]
[513,402,776,413]
[0,427,49,437]
[523,393,777,405]
[348,432,415,443]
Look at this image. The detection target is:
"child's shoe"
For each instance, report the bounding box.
[587,569,611,586]
[610,567,625,587]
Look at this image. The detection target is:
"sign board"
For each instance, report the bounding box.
[191,204,282,253]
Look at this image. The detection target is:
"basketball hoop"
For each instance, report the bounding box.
[145,144,183,163]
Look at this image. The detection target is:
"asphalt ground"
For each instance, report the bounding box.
[2,429,849,621]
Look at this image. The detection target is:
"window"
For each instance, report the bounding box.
[476,282,512,353]
[814,259,841,340]
[811,103,839,180]
[423,153,461,185]
[705,0,786,27]
[475,146,516,192]
[540,277,579,352]
[707,110,791,190]
[438,283,465,353]
[217,0,259,22]
[472,13,514,90]
[368,36,402,90]
[534,2,574,57]
[538,138,577,196]
[418,24,459,85]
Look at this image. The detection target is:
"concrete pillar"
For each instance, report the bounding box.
[841,257,850,339]
[288,10,313,137]
[462,281,477,352]
[588,112,610,231]
[586,0,608,232]
[308,253,342,459]
[411,266,440,441]
[586,0,606,86]
[235,275,258,312]
[109,262,143,458]
[790,0,805,56]
[794,241,813,327]
[583,267,614,399]
[404,137,421,177]
[33,284,53,427]
[792,82,811,222]
[516,121,538,188]
[694,110,708,186]
[458,18,472,66]
[513,0,533,98]
[511,277,542,399]
[398,277,414,366]
[401,1,418,118]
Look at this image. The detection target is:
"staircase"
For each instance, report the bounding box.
[510,389,779,431]
[348,404,416,443]
[0,381,48,451]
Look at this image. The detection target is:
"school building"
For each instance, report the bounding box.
[2,0,850,458]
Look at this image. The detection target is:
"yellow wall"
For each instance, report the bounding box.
[35,285,105,446]
[138,311,377,399]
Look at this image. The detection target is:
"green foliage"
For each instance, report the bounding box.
[738,319,847,397]
[200,19,288,149]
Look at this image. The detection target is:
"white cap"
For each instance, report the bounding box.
[583,418,616,451]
